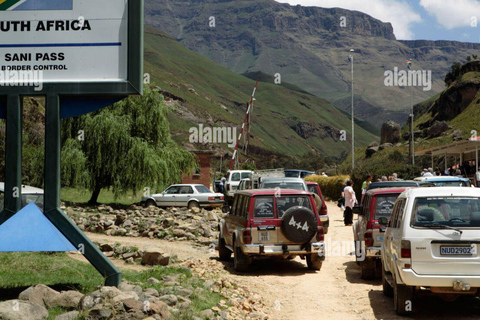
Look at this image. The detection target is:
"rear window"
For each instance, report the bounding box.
[241,172,251,179]
[284,171,300,178]
[195,185,212,193]
[263,182,305,191]
[411,197,480,228]
[254,197,274,218]
[231,172,241,181]
[277,196,312,218]
[431,180,470,187]
[374,194,399,220]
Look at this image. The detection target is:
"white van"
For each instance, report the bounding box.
[381,187,480,315]
[225,170,253,202]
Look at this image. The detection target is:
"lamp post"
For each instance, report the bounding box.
[348,49,355,170]
[407,59,415,165]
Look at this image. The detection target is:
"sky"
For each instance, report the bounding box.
[275,0,480,41]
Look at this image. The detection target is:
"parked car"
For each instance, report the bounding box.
[259,177,307,191]
[236,178,253,192]
[381,187,480,315]
[413,176,471,187]
[306,181,329,234]
[142,184,224,209]
[284,169,315,179]
[352,187,408,279]
[366,181,422,191]
[218,189,325,271]
[0,182,44,211]
[225,170,253,203]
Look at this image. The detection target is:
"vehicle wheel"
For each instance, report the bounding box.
[354,241,361,265]
[280,206,317,243]
[393,276,414,316]
[188,201,199,210]
[361,265,375,280]
[218,238,231,261]
[145,199,156,207]
[306,254,323,270]
[382,265,394,297]
[233,239,250,272]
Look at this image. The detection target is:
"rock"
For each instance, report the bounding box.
[100,286,123,299]
[123,298,144,311]
[148,301,172,318]
[27,284,60,308]
[79,295,96,310]
[380,120,400,144]
[125,257,134,264]
[18,286,34,301]
[427,120,448,137]
[147,277,161,284]
[365,145,378,158]
[143,288,159,297]
[49,291,84,308]
[199,309,215,319]
[173,229,186,237]
[99,243,114,252]
[112,292,139,304]
[159,294,178,306]
[0,300,48,320]
[141,249,170,266]
[88,307,113,319]
[55,311,80,320]
[379,142,393,150]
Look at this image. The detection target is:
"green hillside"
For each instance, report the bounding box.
[143,27,378,159]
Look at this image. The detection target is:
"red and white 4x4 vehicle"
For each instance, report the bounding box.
[218,189,326,271]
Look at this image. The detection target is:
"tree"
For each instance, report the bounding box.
[61,87,197,204]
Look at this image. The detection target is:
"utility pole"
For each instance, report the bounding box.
[349,49,355,170]
[407,59,415,165]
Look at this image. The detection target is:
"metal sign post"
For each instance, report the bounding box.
[0,0,144,286]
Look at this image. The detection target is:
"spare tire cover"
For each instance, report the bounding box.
[280,206,317,243]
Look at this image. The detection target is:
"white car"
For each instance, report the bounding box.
[142,184,224,209]
[381,187,480,315]
[225,170,253,202]
[0,182,44,211]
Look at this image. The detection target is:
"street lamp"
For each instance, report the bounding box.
[348,49,355,170]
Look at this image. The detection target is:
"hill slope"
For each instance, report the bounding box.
[145,0,480,127]
[143,27,378,159]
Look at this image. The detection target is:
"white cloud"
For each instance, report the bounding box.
[275,0,422,40]
[420,0,480,29]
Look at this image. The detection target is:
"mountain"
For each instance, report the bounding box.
[143,26,378,161]
[144,0,480,127]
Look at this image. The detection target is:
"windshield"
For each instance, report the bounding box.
[263,182,305,191]
[195,185,212,193]
[284,171,300,178]
[241,172,252,179]
[375,194,399,220]
[411,197,480,228]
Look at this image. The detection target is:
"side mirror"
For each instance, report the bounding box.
[352,205,363,215]
[378,217,388,226]
[221,205,230,214]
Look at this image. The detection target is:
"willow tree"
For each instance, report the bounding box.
[61,87,196,204]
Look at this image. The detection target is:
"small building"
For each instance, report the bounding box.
[181,150,214,189]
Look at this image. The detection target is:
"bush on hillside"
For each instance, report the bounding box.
[305,175,350,200]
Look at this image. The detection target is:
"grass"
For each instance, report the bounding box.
[0,252,222,319]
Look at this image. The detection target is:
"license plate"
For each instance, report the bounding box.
[376,235,384,242]
[259,231,270,242]
[440,246,474,255]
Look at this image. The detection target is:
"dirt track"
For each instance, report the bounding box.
[77,202,480,319]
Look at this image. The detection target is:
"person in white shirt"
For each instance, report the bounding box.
[476,167,480,187]
[343,180,357,226]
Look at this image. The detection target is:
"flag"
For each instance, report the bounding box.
[0,0,72,11]
[406,60,412,70]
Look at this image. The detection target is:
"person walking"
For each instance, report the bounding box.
[361,175,372,204]
[220,175,226,194]
[344,180,357,226]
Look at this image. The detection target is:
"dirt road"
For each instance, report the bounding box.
[79,202,480,319]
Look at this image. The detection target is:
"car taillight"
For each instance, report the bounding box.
[220,196,224,200]
[316,226,324,242]
[401,240,411,258]
[208,197,214,200]
[226,185,230,191]
[243,229,252,244]
[319,204,327,216]
[364,231,374,247]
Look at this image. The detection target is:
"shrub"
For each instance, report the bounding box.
[305,175,350,200]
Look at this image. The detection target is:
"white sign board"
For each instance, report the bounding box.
[0,0,128,85]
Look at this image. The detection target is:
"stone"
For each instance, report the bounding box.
[100,286,123,299]
[0,300,48,320]
[88,307,112,319]
[123,298,144,311]
[147,277,161,284]
[141,249,170,266]
[49,291,84,308]
[143,288,159,297]
[148,301,172,318]
[173,229,186,237]
[112,292,139,304]
[379,142,393,150]
[55,310,80,320]
[99,243,114,252]
[380,120,400,144]
[159,294,178,306]
[18,286,34,301]
[28,284,60,308]
[199,309,215,319]
[79,295,96,310]
[427,120,448,137]
[365,145,378,158]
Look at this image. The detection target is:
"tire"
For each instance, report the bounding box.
[145,199,156,207]
[233,239,250,272]
[188,201,199,210]
[280,206,317,243]
[218,237,231,261]
[361,265,375,280]
[382,264,393,297]
[393,276,414,316]
[306,254,323,270]
[354,241,361,265]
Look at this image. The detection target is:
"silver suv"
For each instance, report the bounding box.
[381,187,480,315]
